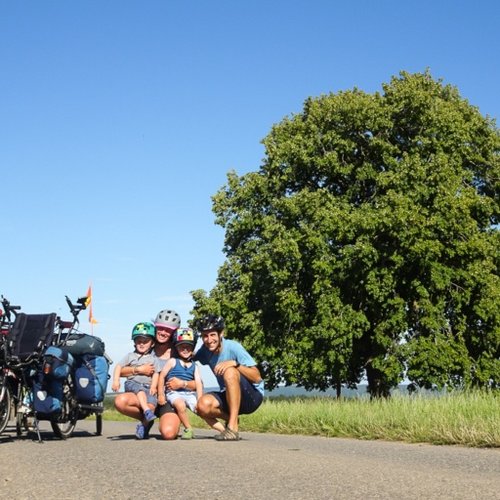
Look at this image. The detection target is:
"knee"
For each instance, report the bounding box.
[196,395,212,417]
[114,394,126,412]
[160,426,178,440]
[223,366,241,386]
[159,415,180,440]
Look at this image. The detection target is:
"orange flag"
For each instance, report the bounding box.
[86,285,98,325]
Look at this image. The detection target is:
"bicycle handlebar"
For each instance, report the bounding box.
[0,296,21,323]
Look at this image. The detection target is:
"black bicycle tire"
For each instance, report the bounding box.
[51,417,77,439]
[0,384,11,434]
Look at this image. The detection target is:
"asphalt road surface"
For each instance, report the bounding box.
[1,420,499,499]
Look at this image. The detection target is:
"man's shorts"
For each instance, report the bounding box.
[210,375,263,415]
[124,380,157,406]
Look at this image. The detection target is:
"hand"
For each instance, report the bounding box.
[111,382,119,392]
[214,360,239,376]
[150,387,157,396]
[166,377,183,391]
[136,363,155,377]
[158,396,166,406]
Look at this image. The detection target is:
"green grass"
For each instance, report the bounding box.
[101,390,499,448]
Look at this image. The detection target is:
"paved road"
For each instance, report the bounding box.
[1,420,499,499]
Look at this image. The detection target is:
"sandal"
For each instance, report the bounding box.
[215,427,240,441]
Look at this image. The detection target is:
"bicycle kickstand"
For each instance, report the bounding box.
[33,418,44,444]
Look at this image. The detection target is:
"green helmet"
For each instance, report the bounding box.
[131,322,156,340]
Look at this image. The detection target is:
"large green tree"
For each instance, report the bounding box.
[192,71,500,397]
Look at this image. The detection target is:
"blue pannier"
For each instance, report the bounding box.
[32,373,63,419]
[43,346,74,379]
[74,354,109,403]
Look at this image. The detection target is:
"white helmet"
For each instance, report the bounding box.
[154,309,181,329]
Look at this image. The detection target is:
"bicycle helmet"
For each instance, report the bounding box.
[174,327,197,347]
[154,309,181,329]
[131,322,156,340]
[197,314,225,332]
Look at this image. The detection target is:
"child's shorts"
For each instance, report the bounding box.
[167,390,197,413]
[124,380,157,406]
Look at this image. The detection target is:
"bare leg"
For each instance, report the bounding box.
[158,412,181,440]
[173,399,191,430]
[115,392,155,424]
[197,393,231,432]
[222,367,241,432]
[114,392,142,420]
[136,390,149,413]
[203,417,225,433]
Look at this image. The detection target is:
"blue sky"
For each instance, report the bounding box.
[1,1,499,368]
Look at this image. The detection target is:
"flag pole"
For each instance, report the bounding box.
[86,283,98,334]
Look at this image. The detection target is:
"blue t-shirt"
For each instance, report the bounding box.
[195,338,264,395]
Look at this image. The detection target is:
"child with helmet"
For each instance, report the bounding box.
[157,327,205,439]
[112,322,161,439]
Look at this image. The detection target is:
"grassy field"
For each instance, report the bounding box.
[102,390,499,448]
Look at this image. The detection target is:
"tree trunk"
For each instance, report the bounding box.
[336,380,342,399]
[366,366,391,399]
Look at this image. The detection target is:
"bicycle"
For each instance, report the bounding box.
[2,294,111,441]
[0,296,22,434]
[46,295,110,439]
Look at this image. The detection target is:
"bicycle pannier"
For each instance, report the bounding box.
[32,373,63,418]
[60,333,105,357]
[42,346,74,379]
[74,354,109,403]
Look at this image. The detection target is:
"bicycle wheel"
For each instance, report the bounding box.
[0,383,11,434]
[51,416,77,439]
[50,376,78,439]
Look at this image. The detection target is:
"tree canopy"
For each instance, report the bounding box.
[192,71,500,397]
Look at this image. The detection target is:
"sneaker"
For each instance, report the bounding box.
[143,409,156,422]
[135,423,145,440]
[181,428,194,440]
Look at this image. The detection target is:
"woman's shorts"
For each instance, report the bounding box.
[156,401,177,417]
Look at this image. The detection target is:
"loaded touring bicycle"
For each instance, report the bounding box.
[0,295,112,441]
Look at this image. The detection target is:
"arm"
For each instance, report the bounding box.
[165,373,196,391]
[194,366,203,401]
[111,364,122,392]
[120,363,155,378]
[157,360,173,405]
[150,372,159,396]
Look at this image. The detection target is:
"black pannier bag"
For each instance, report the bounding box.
[59,333,105,357]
